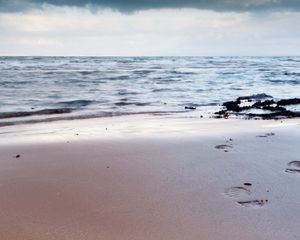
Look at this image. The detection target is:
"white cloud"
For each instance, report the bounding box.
[0,6,300,55]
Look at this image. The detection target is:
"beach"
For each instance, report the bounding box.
[0,114,299,240]
[1,0,300,238]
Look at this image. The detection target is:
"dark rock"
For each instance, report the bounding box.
[215,94,300,120]
[277,98,300,106]
[223,100,243,112]
[237,93,273,101]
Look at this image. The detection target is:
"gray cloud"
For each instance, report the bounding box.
[1,0,300,12]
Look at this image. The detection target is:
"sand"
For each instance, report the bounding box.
[0,114,300,240]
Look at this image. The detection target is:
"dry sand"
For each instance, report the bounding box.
[0,114,300,240]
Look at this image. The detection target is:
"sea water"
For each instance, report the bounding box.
[0,56,299,125]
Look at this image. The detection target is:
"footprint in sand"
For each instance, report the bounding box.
[224,186,251,197]
[237,199,268,207]
[285,161,300,174]
[256,132,275,138]
[224,183,268,208]
[215,144,232,152]
[215,139,233,152]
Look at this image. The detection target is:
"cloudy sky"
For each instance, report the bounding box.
[1,0,300,56]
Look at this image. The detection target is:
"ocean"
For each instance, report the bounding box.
[0,56,300,125]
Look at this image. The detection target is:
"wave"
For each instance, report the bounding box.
[117,90,139,96]
[0,111,183,127]
[0,108,73,119]
[0,100,98,120]
[283,72,300,76]
[57,100,95,108]
[152,88,172,93]
[0,80,35,86]
[115,101,150,106]
[268,79,300,85]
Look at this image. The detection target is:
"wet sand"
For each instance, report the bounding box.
[0,115,300,240]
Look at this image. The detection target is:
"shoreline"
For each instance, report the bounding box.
[1,112,299,145]
[0,114,300,239]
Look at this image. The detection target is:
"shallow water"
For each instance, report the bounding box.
[0,56,299,125]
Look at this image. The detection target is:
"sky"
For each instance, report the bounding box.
[0,0,300,56]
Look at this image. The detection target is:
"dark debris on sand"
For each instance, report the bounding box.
[215,94,300,120]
